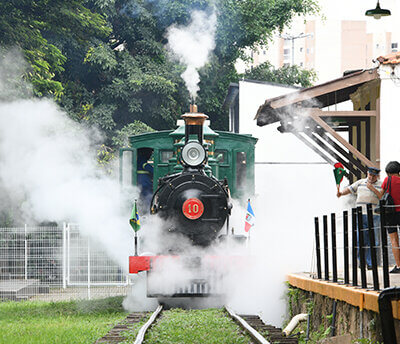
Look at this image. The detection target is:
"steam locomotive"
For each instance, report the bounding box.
[123,106,257,297]
[151,112,231,247]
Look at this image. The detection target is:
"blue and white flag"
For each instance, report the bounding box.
[244,199,255,232]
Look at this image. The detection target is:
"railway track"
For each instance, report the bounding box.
[95,311,150,343]
[225,307,298,344]
[96,305,297,344]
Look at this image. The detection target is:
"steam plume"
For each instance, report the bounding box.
[166,10,217,99]
[0,50,135,268]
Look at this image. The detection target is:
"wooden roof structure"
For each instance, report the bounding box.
[255,68,380,181]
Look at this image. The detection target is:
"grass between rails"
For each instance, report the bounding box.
[143,308,253,344]
[0,296,128,344]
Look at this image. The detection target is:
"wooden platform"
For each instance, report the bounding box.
[287,271,400,319]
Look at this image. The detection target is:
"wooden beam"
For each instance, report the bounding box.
[270,69,378,109]
[308,112,376,169]
[318,110,376,117]
[375,97,380,169]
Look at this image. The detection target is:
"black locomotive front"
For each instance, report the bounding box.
[150,110,231,247]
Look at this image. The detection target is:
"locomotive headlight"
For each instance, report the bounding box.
[181,142,206,167]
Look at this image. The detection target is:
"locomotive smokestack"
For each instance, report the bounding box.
[182,105,208,144]
[189,104,198,113]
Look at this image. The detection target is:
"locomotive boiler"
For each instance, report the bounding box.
[150,110,231,247]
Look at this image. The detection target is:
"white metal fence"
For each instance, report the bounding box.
[0,224,130,301]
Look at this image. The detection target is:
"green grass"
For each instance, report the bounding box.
[143,308,252,344]
[0,297,128,344]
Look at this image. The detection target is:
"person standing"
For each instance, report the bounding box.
[137,148,154,212]
[370,161,400,273]
[337,167,382,269]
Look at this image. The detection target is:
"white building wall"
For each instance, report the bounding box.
[232,80,358,327]
[379,65,400,170]
[235,80,342,262]
[238,80,326,162]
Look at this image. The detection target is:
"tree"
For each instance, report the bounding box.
[0,0,319,142]
[242,61,317,88]
[196,0,319,129]
[82,0,318,133]
[0,0,110,98]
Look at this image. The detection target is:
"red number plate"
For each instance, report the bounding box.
[182,198,204,220]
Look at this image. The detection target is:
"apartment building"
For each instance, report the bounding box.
[236,0,400,83]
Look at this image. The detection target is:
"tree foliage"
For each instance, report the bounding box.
[242,61,317,88]
[0,0,110,98]
[0,0,319,147]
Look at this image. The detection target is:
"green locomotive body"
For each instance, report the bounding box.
[119,121,257,200]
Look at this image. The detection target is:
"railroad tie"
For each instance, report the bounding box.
[239,315,298,344]
[95,312,148,344]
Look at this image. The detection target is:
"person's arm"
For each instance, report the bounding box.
[366,182,385,199]
[337,187,351,198]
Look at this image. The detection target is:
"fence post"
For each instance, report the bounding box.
[67,224,70,285]
[315,217,322,279]
[380,200,390,288]
[323,215,329,281]
[357,206,367,289]
[367,204,379,290]
[331,213,337,283]
[352,208,358,286]
[62,222,67,290]
[24,224,28,280]
[343,210,349,285]
[88,239,91,300]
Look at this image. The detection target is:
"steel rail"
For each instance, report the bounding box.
[224,306,271,344]
[133,304,163,344]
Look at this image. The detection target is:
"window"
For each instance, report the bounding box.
[283,48,290,56]
[300,62,303,67]
[300,47,303,52]
[215,150,228,164]
[263,50,267,55]
[236,152,247,191]
[160,150,173,163]
[392,43,398,49]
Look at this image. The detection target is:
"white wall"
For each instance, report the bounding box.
[239,80,326,162]
[379,65,400,171]
[237,79,345,251]
[232,80,350,326]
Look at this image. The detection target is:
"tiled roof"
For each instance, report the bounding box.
[377,52,400,65]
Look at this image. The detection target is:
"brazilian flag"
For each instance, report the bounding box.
[129,200,141,232]
[333,162,346,187]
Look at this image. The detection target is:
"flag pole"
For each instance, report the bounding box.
[134,231,138,256]
[129,199,141,257]
[134,199,138,256]
[247,199,251,243]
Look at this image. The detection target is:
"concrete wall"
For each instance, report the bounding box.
[287,285,400,342]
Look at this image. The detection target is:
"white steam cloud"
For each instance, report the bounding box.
[166,10,217,99]
[0,50,135,269]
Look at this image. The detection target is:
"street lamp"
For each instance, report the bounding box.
[365,1,391,20]
[281,33,313,66]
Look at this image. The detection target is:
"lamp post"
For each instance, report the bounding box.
[281,33,313,66]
